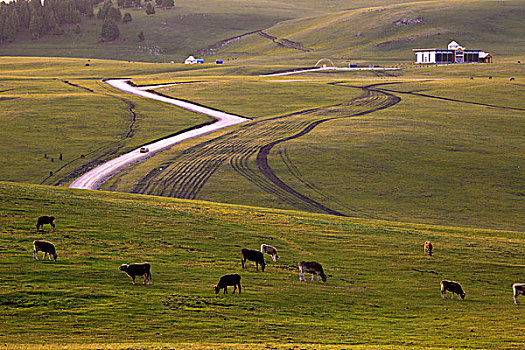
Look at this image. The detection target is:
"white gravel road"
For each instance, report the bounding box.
[69,79,249,190]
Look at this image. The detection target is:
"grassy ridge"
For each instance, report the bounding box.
[0,181,524,349]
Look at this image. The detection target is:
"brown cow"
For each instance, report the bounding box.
[299,261,327,283]
[33,240,58,262]
[441,280,465,300]
[424,241,433,256]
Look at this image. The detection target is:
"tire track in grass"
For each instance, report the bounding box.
[253,84,401,216]
[374,85,525,111]
[133,83,401,216]
[278,147,352,213]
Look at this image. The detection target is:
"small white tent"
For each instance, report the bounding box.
[184,56,197,64]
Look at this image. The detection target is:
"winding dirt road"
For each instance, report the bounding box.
[69,79,250,190]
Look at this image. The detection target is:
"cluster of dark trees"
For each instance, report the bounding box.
[0,0,172,44]
[0,0,93,42]
[97,0,122,41]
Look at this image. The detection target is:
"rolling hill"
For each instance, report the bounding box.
[0,0,524,63]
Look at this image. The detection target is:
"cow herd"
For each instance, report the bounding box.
[32,216,523,304]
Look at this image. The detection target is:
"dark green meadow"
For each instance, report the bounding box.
[0,181,524,349]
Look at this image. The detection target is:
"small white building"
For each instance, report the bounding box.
[413,41,491,64]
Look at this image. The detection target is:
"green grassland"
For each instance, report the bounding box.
[1,181,524,349]
[104,63,525,232]
[0,57,214,184]
[0,0,524,348]
[1,57,524,232]
[1,0,524,64]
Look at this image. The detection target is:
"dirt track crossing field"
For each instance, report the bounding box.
[131,83,401,216]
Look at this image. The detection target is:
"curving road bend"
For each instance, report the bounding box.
[69,79,250,190]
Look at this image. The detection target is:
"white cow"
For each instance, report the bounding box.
[261,244,279,262]
[513,283,525,304]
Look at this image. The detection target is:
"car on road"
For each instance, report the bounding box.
[140,147,149,153]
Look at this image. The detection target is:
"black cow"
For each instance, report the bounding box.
[36,216,55,231]
[241,248,265,272]
[215,274,241,294]
[119,263,152,285]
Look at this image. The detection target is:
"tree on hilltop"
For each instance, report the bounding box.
[122,12,132,23]
[145,2,154,14]
[29,9,44,39]
[100,19,119,41]
[107,6,121,21]
[162,0,174,8]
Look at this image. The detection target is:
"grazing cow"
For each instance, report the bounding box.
[299,261,327,283]
[424,241,433,256]
[510,77,515,81]
[33,240,58,262]
[241,248,266,272]
[36,216,55,231]
[119,263,152,285]
[261,244,280,262]
[512,283,525,305]
[441,280,465,300]
[215,273,242,294]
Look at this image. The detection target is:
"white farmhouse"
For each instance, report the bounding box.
[413,41,491,64]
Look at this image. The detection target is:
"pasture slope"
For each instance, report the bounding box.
[0,181,524,349]
[0,0,524,63]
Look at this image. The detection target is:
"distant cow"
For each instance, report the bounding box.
[424,241,433,256]
[261,244,279,262]
[215,273,242,294]
[119,263,152,285]
[33,240,58,262]
[512,283,525,305]
[441,280,465,300]
[241,248,265,272]
[299,261,327,283]
[36,216,55,231]
[510,77,515,81]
